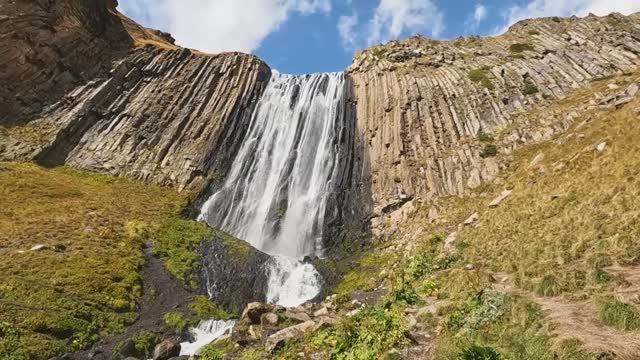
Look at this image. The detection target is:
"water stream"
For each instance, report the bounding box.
[199,71,347,306]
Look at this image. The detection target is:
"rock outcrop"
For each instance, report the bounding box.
[0,0,269,194]
[348,13,640,220]
[0,0,174,123]
[198,231,271,313]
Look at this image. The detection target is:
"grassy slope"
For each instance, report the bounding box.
[0,163,209,359]
[267,75,640,359]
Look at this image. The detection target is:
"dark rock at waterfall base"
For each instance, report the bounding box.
[198,230,271,313]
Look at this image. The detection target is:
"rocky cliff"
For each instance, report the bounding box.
[1,0,270,193]
[348,13,640,233]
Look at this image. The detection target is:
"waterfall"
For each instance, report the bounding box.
[199,71,347,306]
[179,319,235,356]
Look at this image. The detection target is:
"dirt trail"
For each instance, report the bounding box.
[492,267,640,360]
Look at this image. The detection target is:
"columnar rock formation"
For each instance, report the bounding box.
[2,1,640,235]
[349,13,640,218]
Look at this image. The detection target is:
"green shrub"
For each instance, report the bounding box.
[523,80,539,95]
[468,69,495,90]
[313,306,408,359]
[479,144,498,158]
[477,131,494,143]
[132,330,159,357]
[163,311,189,332]
[458,345,502,360]
[509,43,535,53]
[598,298,640,331]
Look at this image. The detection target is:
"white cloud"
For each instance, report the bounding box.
[501,0,640,33]
[368,0,444,45]
[118,0,332,53]
[465,3,488,32]
[337,13,359,49]
[337,0,444,50]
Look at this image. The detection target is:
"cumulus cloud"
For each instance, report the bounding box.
[501,0,640,33]
[337,0,444,50]
[118,0,331,53]
[465,4,488,32]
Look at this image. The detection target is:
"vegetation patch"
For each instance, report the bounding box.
[523,80,540,95]
[333,251,397,296]
[190,295,233,320]
[509,43,535,53]
[598,298,640,331]
[0,163,201,359]
[468,68,496,90]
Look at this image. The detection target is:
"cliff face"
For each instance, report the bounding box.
[348,13,640,229]
[0,1,270,193]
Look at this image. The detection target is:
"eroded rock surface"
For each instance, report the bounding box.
[349,13,640,212]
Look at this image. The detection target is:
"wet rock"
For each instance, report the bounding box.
[153,337,180,360]
[265,321,316,352]
[198,232,271,313]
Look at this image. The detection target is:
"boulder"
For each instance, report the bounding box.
[198,231,272,313]
[265,321,316,353]
[241,302,274,324]
[261,312,279,326]
[284,310,312,323]
[152,337,180,360]
[463,212,479,225]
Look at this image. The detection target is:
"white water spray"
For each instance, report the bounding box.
[199,72,347,306]
[179,319,235,356]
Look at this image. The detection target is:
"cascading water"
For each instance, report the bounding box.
[199,71,348,306]
[179,319,236,356]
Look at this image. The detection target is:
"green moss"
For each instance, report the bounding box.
[509,43,535,53]
[163,311,189,332]
[334,251,397,296]
[153,217,212,289]
[215,229,251,260]
[190,295,232,320]
[132,330,159,358]
[468,68,495,90]
[598,298,640,331]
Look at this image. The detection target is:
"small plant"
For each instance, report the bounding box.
[275,206,287,219]
[479,144,498,158]
[132,330,159,357]
[598,298,640,331]
[163,311,189,332]
[509,43,535,53]
[468,68,495,90]
[477,131,494,143]
[592,268,613,284]
[523,80,539,95]
[198,343,225,360]
[535,274,561,297]
[458,345,502,360]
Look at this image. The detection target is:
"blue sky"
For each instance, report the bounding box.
[119,0,640,74]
